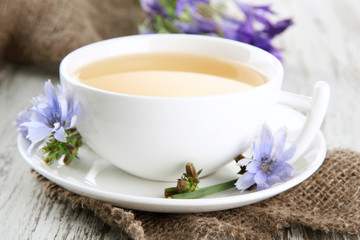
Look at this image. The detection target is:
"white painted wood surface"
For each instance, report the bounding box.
[0,0,359,239]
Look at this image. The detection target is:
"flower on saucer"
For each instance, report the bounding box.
[235,125,296,190]
[164,162,202,198]
[16,80,79,156]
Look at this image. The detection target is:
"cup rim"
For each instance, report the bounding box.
[60,34,283,100]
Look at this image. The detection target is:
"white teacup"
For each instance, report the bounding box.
[60,34,329,181]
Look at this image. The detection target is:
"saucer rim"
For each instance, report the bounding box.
[17,106,327,213]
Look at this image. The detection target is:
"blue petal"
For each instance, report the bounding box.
[30,108,50,126]
[21,122,53,143]
[187,0,209,11]
[260,125,274,159]
[195,0,209,4]
[31,95,45,109]
[176,0,209,16]
[254,171,271,190]
[279,145,296,162]
[267,173,281,184]
[272,127,287,160]
[246,161,261,173]
[174,21,199,34]
[220,19,240,40]
[175,0,186,16]
[54,126,67,142]
[17,126,28,138]
[141,0,168,17]
[273,163,295,181]
[58,84,64,95]
[254,171,267,186]
[235,172,255,190]
[44,80,60,115]
[59,96,68,124]
[15,109,32,137]
[236,3,273,26]
[58,85,78,125]
[31,97,52,120]
[191,12,217,33]
[252,136,262,161]
[256,182,270,190]
[264,19,293,36]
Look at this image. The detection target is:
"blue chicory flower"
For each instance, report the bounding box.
[140,0,168,17]
[139,0,293,60]
[235,3,274,28]
[235,125,296,190]
[15,109,32,138]
[191,12,217,33]
[16,80,78,155]
[221,3,293,60]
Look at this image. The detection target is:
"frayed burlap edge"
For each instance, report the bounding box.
[31,149,360,240]
[32,170,146,240]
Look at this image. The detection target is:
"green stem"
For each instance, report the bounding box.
[170,179,237,199]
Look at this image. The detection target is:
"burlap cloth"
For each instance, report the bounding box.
[0,0,138,65]
[31,149,360,240]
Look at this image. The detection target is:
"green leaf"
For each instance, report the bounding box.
[40,128,82,166]
[64,154,75,165]
[161,19,180,33]
[158,0,177,18]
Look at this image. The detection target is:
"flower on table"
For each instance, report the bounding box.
[235,125,296,190]
[139,0,293,60]
[15,80,82,165]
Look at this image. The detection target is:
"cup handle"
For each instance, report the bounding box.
[278,81,330,163]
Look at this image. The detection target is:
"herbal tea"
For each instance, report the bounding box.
[75,53,267,97]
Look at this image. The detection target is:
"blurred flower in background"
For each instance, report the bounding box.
[139,0,293,60]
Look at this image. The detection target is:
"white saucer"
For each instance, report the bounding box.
[17,104,327,213]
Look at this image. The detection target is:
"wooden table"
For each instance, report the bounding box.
[0,0,359,239]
